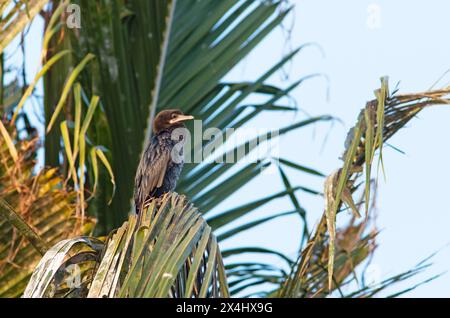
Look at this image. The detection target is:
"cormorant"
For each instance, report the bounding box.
[134,109,194,213]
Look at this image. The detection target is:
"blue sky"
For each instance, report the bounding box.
[12,0,450,297]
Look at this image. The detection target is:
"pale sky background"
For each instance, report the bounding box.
[10,0,450,297]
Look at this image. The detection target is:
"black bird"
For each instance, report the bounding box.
[134,109,194,213]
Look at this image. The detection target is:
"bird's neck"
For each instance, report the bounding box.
[154,123,185,136]
[155,123,186,136]
[155,125,187,144]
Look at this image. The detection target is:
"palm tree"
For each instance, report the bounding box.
[0,0,446,297]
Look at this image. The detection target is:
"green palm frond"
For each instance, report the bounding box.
[44,0,330,235]
[23,192,229,298]
[56,0,177,231]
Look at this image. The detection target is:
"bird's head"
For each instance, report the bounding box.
[153,109,194,134]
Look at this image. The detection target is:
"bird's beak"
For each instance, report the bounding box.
[169,114,194,124]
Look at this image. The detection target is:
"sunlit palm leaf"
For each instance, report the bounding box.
[0,124,94,298]
[24,192,229,298]
[0,0,50,54]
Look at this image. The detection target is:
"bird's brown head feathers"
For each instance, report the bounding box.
[152,109,194,134]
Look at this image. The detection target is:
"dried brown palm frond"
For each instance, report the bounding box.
[280,77,450,297]
[279,214,377,298]
[0,122,95,297]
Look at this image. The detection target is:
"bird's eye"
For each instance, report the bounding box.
[171,113,177,119]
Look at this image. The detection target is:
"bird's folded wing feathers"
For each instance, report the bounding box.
[134,140,171,209]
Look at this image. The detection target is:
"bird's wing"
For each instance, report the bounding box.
[134,139,171,210]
